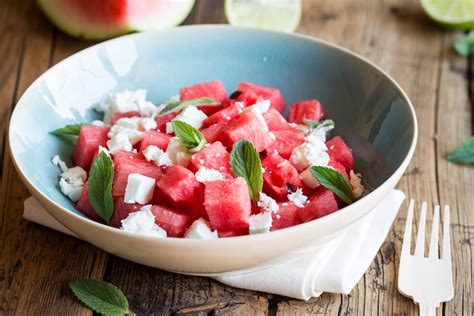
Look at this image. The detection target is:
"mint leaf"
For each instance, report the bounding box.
[310,166,354,204]
[447,136,474,164]
[303,118,335,129]
[171,120,206,151]
[51,123,85,136]
[69,279,132,315]
[159,97,219,115]
[230,140,263,201]
[88,151,114,223]
[454,31,474,56]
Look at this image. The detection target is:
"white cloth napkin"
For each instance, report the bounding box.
[23,190,405,300]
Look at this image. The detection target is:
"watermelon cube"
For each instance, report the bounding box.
[72,125,108,170]
[328,159,349,180]
[76,182,102,222]
[298,188,339,223]
[111,197,142,228]
[271,202,302,231]
[112,151,163,196]
[204,177,251,231]
[179,80,228,115]
[138,130,171,152]
[155,112,177,134]
[234,89,258,106]
[263,108,290,131]
[265,128,305,160]
[202,100,244,128]
[150,205,194,237]
[188,141,233,178]
[111,111,140,125]
[221,111,274,152]
[288,100,325,124]
[237,82,285,113]
[156,165,205,218]
[326,136,354,171]
[262,151,303,200]
[201,122,225,143]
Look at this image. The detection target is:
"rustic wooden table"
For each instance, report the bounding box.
[0,0,472,315]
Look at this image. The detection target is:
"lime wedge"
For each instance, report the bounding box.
[421,0,474,30]
[225,0,302,33]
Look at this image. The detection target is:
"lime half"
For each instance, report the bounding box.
[421,0,474,30]
[225,0,302,33]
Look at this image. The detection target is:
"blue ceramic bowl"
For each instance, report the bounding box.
[9,25,417,274]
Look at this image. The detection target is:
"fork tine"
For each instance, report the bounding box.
[414,202,427,257]
[442,205,451,261]
[401,199,415,256]
[428,205,440,259]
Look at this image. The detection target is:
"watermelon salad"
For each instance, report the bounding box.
[51,80,364,239]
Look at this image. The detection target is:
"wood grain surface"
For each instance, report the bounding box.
[0,0,472,315]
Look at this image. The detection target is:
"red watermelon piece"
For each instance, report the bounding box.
[188,141,233,178]
[263,108,290,131]
[155,111,177,134]
[202,100,244,128]
[237,82,286,113]
[261,151,302,200]
[298,188,339,223]
[72,125,108,170]
[328,159,349,180]
[156,165,205,218]
[138,130,171,152]
[221,111,274,152]
[201,122,226,143]
[150,205,193,237]
[271,202,302,231]
[111,111,140,125]
[234,89,258,106]
[76,181,102,222]
[111,197,142,228]
[180,80,228,115]
[204,177,251,231]
[288,100,325,124]
[112,151,163,196]
[326,136,354,171]
[265,128,305,160]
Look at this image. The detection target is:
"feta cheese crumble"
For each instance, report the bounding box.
[99,90,158,123]
[124,173,156,204]
[167,106,208,133]
[120,205,167,238]
[245,99,271,131]
[143,145,173,167]
[249,212,273,234]
[287,188,308,208]
[257,192,279,213]
[52,155,87,202]
[290,134,330,171]
[300,168,320,189]
[184,218,218,239]
[350,170,364,198]
[307,121,334,142]
[195,167,224,183]
[51,155,68,172]
[166,137,191,167]
[107,116,157,154]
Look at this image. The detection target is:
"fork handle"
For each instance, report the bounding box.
[419,302,436,316]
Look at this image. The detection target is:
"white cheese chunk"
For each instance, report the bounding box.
[350,170,364,198]
[307,122,334,142]
[124,173,156,204]
[249,212,273,234]
[257,192,279,213]
[166,137,191,167]
[106,116,157,154]
[107,133,133,154]
[300,168,320,189]
[120,205,167,238]
[142,145,173,167]
[170,106,208,132]
[245,99,270,131]
[287,188,308,208]
[290,135,330,171]
[59,166,87,202]
[51,155,68,172]
[99,90,147,123]
[195,167,224,183]
[184,218,218,239]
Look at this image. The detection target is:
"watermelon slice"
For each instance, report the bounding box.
[263,108,290,131]
[262,151,302,200]
[201,122,226,143]
[204,177,251,231]
[138,130,171,152]
[265,128,305,160]
[37,0,195,40]
[111,111,140,125]
[150,205,193,237]
[111,197,142,228]
[288,100,325,124]
[326,136,354,171]
[236,82,286,113]
[76,182,102,222]
[298,188,339,223]
[202,100,244,128]
[188,142,233,178]
[180,80,228,115]
[271,202,302,231]
[155,111,177,134]
[72,125,108,170]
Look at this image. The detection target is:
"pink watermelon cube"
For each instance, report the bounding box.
[237,82,286,113]
[76,181,102,222]
[112,151,163,196]
[72,125,108,170]
[262,151,303,200]
[221,111,274,152]
[179,80,228,115]
[328,159,349,180]
[155,112,177,134]
[138,130,171,152]
[326,136,354,171]
[271,202,302,231]
[202,100,244,128]
[288,100,325,124]
[263,108,290,131]
[111,111,140,125]
[111,197,142,228]
[201,122,226,143]
[150,205,194,237]
[155,165,205,218]
[298,188,339,223]
[188,141,233,178]
[234,89,258,106]
[204,177,251,231]
[265,128,305,160]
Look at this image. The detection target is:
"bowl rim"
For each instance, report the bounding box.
[9,24,418,245]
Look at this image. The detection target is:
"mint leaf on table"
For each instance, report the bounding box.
[447,136,474,164]
[303,118,335,129]
[310,166,355,204]
[454,31,474,56]
[230,139,263,201]
[171,120,207,152]
[50,123,85,136]
[88,151,114,223]
[69,279,133,316]
[159,97,219,115]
